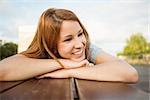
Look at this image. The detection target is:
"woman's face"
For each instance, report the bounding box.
[57,20,86,61]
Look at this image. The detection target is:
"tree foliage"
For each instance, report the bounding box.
[0,42,18,60]
[117,33,150,59]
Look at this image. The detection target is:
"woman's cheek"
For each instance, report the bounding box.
[58,46,72,58]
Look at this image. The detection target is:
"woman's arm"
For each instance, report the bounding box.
[0,54,62,81]
[38,52,138,83]
[69,59,138,83]
[0,54,88,81]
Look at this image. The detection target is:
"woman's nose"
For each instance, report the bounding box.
[74,39,83,49]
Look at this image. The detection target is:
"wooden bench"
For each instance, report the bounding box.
[75,79,148,100]
[0,79,73,100]
[0,78,149,100]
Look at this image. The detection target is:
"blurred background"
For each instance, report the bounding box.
[0,0,149,65]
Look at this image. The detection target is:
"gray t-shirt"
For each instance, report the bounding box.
[89,44,102,64]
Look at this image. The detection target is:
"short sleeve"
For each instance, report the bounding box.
[89,44,102,64]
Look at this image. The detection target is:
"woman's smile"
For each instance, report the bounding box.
[72,49,84,57]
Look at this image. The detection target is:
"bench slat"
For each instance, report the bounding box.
[0,81,24,93]
[75,79,149,100]
[0,79,73,100]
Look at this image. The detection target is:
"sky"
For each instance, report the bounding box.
[0,0,149,55]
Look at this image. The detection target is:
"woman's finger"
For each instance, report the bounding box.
[36,73,50,79]
[89,63,94,67]
[36,75,44,79]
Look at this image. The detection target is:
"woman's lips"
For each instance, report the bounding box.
[72,49,84,58]
[73,49,83,55]
[71,49,85,61]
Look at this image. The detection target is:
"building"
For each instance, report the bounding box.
[18,25,36,53]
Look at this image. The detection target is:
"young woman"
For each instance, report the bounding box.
[0,8,138,82]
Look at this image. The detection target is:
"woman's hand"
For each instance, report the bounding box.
[59,59,92,69]
[36,60,94,79]
[36,69,70,79]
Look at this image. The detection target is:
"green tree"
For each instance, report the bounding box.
[0,42,18,60]
[117,33,150,59]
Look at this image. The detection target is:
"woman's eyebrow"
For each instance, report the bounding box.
[63,29,83,38]
[64,34,72,38]
[78,29,83,33]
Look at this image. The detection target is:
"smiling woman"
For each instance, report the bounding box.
[57,21,86,61]
[0,8,138,82]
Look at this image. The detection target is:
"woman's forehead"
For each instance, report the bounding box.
[60,20,82,37]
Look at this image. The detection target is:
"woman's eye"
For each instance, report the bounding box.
[78,32,83,37]
[64,38,72,42]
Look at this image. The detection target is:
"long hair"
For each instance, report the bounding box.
[21,8,90,67]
